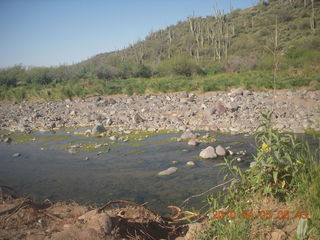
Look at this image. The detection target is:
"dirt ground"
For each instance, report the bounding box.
[0,187,188,240]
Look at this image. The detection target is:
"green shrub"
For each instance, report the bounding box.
[159,56,201,77]
[134,65,152,78]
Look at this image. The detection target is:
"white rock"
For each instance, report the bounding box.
[158,167,178,176]
[12,153,21,158]
[186,161,195,166]
[109,136,117,141]
[199,146,217,159]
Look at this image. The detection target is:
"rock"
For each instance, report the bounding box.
[158,167,178,176]
[181,129,197,140]
[236,157,242,162]
[77,210,113,235]
[199,146,217,159]
[215,102,227,114]
[203,107,216,117]
[109,136,117,141]
[185,223,205,240]
[188,139,200,146]
[84,129,91,136]
[91,124,105,135]
[68,148,77,154]
[180,98,189,104]
[4,137,12,144]
[215,145,226,156]
[186,161,195,166]
[227,102,240,112]
[108,98,117,105]
[229,88,243,97]
[228,150,234,156]
[271,229,286,240]
[12,153,21,158]
[250,162,257,168]
[133,113,144,124]
[106,118,113,126]
[243,90,253,96]
[181,92,189,98]
[84,157,89,161]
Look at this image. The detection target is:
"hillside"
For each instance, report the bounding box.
[82,0,320,77]
[0,0,320,101]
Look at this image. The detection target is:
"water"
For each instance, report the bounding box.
[0,131,256,215]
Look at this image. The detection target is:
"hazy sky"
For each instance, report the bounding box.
[0,0,256,68]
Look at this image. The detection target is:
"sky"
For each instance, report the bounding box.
[0,0,256,68]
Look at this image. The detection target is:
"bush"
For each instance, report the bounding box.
[224,54,258,73]
[134,65,152,78]
[159,56,201,77]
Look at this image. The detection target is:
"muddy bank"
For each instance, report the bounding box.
[0,89,319,134]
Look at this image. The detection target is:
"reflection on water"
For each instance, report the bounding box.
[0,131,256,215]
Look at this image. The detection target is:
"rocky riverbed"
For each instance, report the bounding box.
[0,89,319,134]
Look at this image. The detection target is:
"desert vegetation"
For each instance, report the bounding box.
[0,0,319,102]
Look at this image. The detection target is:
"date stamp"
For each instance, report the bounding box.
[209,210,309,220]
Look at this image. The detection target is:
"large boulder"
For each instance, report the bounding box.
[199,146,217,159]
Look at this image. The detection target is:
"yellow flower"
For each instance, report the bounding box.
[296,160,303,165]
[261,143,271,153]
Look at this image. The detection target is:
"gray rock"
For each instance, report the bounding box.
[91,124,105,135]
[181,129,197,140]
[243,90,253,96]
[158,167,178,176]
[199,146,217,159]
[106,118,113,126]
[12,153,21,158]
[68,148,77,154]
[215,102,227,114]
[133,113,144,124]
[215,145,226,156]
[108,98,117,105]
[230,88,243,97]
[203,107,216,117]
[188,139,200,146]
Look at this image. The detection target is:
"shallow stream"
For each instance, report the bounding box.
[0,130,256,215]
